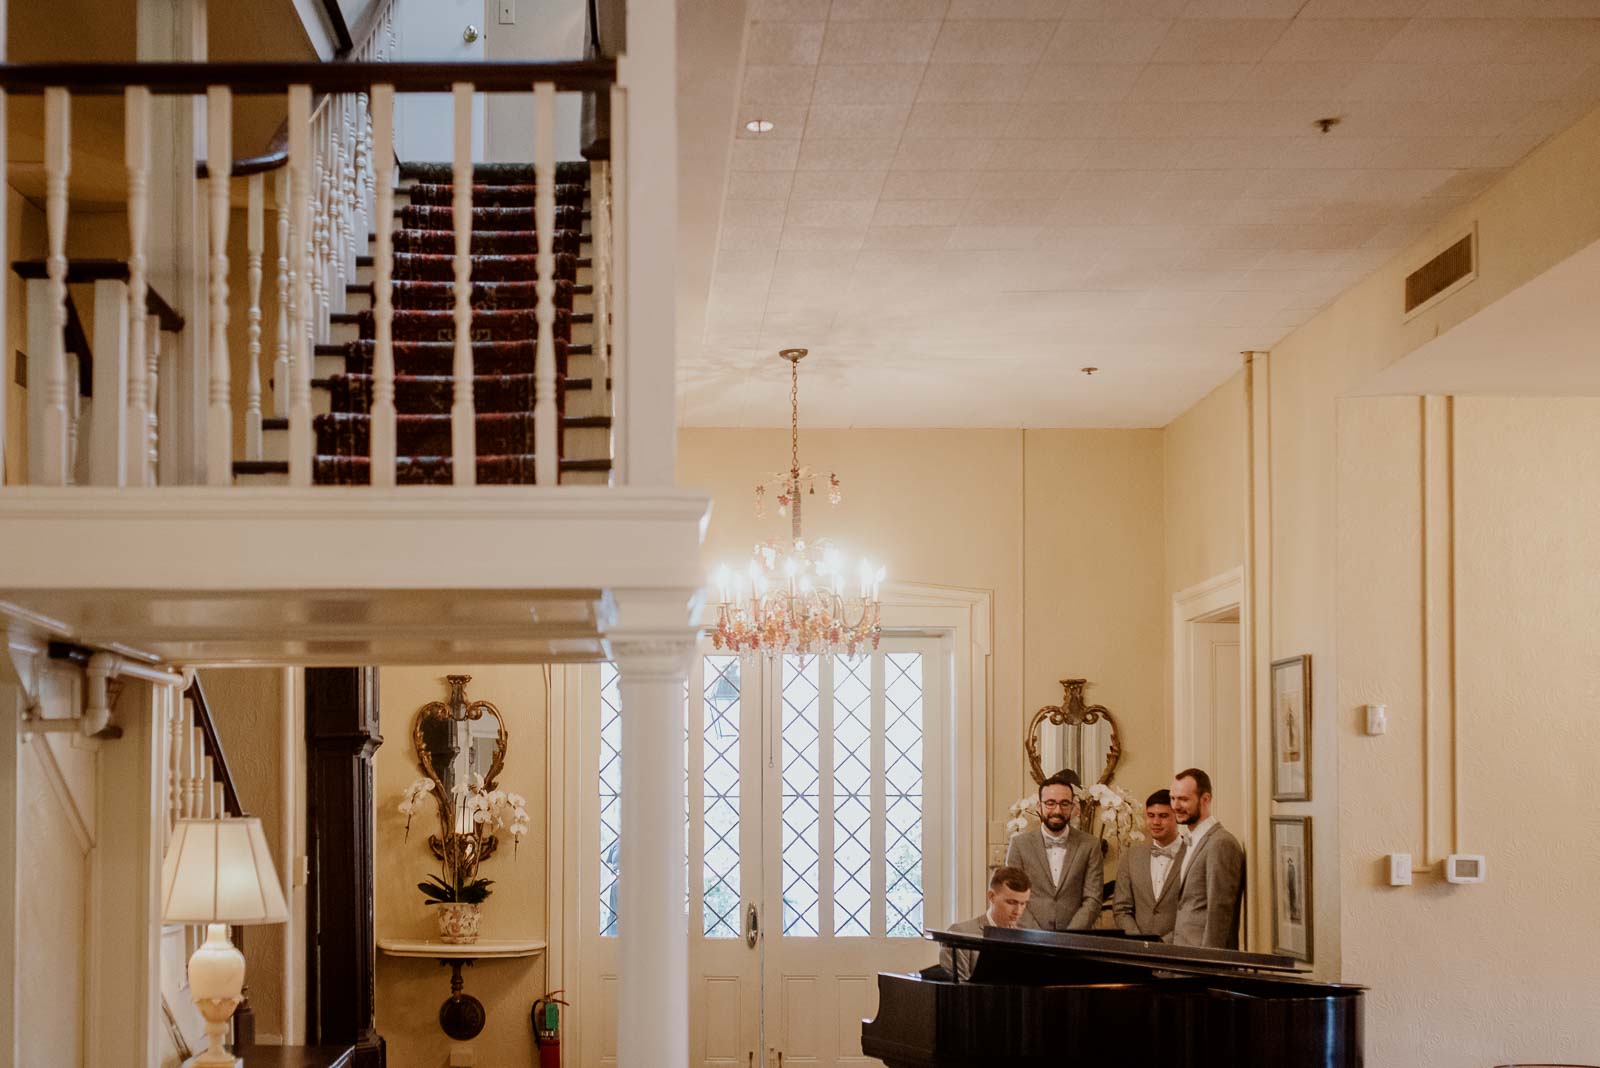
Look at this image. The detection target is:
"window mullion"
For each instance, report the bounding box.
[870,651,887,940]
[818,655,835,944]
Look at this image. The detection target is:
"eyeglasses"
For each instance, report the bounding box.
[1039,799,1074,811]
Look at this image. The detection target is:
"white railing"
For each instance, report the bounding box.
[1,13,622,491]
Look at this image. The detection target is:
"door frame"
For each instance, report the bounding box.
[553,581,991,1065]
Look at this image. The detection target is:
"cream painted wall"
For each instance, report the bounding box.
[375,666,551,1068]
[201,667,287,1041]
[1162,373,1246,601]
[483,0,586,162]
[677,427,1171,834]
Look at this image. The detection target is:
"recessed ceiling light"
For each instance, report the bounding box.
[745,119,775,134]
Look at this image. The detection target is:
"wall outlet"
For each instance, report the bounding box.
[497,0,515,24]
[988,843,1006,867]
[1387,853,1412,886]
[1364,703,1388,735]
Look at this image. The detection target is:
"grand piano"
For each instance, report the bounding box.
[861,927,1363,1067]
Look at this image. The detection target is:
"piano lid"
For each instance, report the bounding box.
[927,926,1342,984]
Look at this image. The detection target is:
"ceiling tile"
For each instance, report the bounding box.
[1262,19,1409,62]
[985,139,1096,169]
[798,139,902,170]
[863,225,958,249]
[743,65,819,105]
[1268,135,1387,169]
[1153,168,1254,198]
[1420,0,1600,14]
[1066,168,1170,199]
[1152,18,1291,62]
[1346,61,1590,102]
[1501,19,1600,63]
[805,103,913,138]
[1004,102,1118,137]
[791,170,890,199]
[961,198,1062,225]
[752,0,833,18]
[828,0,951,19]
[1243,62,1366,100]
[932,19,1061,62]
[1079,138,1187,169]
[725,198,789,228]
[1172,137,1288,169]
[891,138,999,169]
[1375,17,1520,62]
[1178,0,1312,16]
[1042,19,1174,63]
[730,139,803,171]
[719,226,785,250]
[779,226,870,250]
[881,169,984,198]
[812,64,925,104]
[947,225,1044,249]
[1298,0,1428,14]
[982,169,1080,196]
[873,199,968,225]
[1024,64,1146,102]
[786,199,879,227]
[1129,63,1257,101]
[820,20,943,63]
[1222,198,1321,223]
[949,0,1073,18]
[747,21,827,64]
[905,102,1015,138]
[917,64,1034,102]
[1064,0,1189,16]
[728,171,797,200]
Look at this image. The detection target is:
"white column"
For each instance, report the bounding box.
[87,279,130,486]
[611,635,693,1068]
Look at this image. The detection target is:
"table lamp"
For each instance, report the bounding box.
[161,817,289,1066]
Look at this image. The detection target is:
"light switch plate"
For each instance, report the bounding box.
[449,1047,474,1067]
[1387,853,1412,886]
[498,0,515,24]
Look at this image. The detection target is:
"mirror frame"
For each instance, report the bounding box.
[1025,678,1122,787]
[411,674,509,831]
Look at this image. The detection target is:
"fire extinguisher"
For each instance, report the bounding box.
[532,989,568,1068]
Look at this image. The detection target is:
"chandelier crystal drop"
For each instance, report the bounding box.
[711,349,885,659]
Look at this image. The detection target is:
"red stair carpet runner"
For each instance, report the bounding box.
[314,161,589,485]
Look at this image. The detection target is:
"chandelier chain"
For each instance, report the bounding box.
[790,356,800,479]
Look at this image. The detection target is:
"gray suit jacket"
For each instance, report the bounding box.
[1171,821,1246,949]
[938,915,985,982]
[1111,840,1184,938]
[1005,827,1103,932]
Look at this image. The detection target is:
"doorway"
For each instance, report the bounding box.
[573,637,952,1068]
[1172,570,1247,844]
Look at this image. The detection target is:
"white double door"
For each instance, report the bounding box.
[579,638,948,1068]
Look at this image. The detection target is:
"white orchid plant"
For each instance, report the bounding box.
[398,774,530,906]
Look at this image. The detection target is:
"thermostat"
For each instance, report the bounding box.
[1444,854,1486,884]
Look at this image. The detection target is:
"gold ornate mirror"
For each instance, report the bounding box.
[412,674,509,830]
[1026,678,1122,788]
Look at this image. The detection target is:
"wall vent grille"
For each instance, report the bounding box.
[1405,231,1475,316]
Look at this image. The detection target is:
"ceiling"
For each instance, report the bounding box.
[678,0,1600,428]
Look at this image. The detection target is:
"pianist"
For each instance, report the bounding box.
[1005,771,1104,932]
[939,865,1031,982]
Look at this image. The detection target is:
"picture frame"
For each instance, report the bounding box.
[1271,816,1313,963]
[1270,654,1312,802]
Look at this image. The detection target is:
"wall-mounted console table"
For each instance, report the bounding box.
[377,938,547,1041]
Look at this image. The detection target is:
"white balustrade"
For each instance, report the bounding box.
[204,85,233,486]
[145,314,161,482]
[609,83,630,484]
[288,85,315,486]
[274,168,292,420]
[37,87,71,485]
[451,82,476,486]
[369,85,397,486]
[533,82,558,487]
[592,160,612,376]
[125,86,152,485]
[245,173,265,461]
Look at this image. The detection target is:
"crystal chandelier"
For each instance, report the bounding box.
[711,349,885,658]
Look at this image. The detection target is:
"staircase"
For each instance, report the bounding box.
[237,161,612,486]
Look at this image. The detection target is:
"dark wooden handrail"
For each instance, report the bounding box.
[12,259,186,332]
[187,674,245,819]
[197,119,289,179]
[0,60,617,96]
[321,0,356,60]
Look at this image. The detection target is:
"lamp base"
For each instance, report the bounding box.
[187,923,245,1067]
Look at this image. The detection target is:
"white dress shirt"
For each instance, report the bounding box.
[1042,827,1070,886]
[1149,838,1181,899]
[1179,816,1216,885]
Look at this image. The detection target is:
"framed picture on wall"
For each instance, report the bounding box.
[1271,815,1313,963]
[1270,654,1312,802]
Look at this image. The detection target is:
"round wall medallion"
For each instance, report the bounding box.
[440,992,487,1041]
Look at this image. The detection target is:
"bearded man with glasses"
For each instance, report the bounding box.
[1004,770,1104,931]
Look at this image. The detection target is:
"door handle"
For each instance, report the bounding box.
[463,24,480,43]
[746,901,760,948]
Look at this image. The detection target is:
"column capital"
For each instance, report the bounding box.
[609,634,696,681]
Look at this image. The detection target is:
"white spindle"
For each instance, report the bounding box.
[40,88,71,485]
[183,708,202,816]
[274,168,291,420]
[65,355,81,484]
[451,83,476,486]
[205,86,233,486]
[289,86,315,486]
[201,754,216,817]
[125,86,152,485]
[145,315,161,481]
[168,688,185,831]
[353,90,370,261]
[245,173,265,461]
[370,86,397,487]
[213,781,225,817]
[533,83,558,487]
[88,280,130,485]
[312,124,329,344]
[609,84,629,485]
[340,95,357,291]
[592,160,612,377]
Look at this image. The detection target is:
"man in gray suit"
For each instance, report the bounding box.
[1112,789,1185,938]
[1004,771,1103,931]
[1169,767,1246,949]
[939,865,1031,981]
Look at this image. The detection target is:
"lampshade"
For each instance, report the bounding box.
[161,817,289,925]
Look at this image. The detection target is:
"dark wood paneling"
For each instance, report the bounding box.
[305,667,386,1068]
